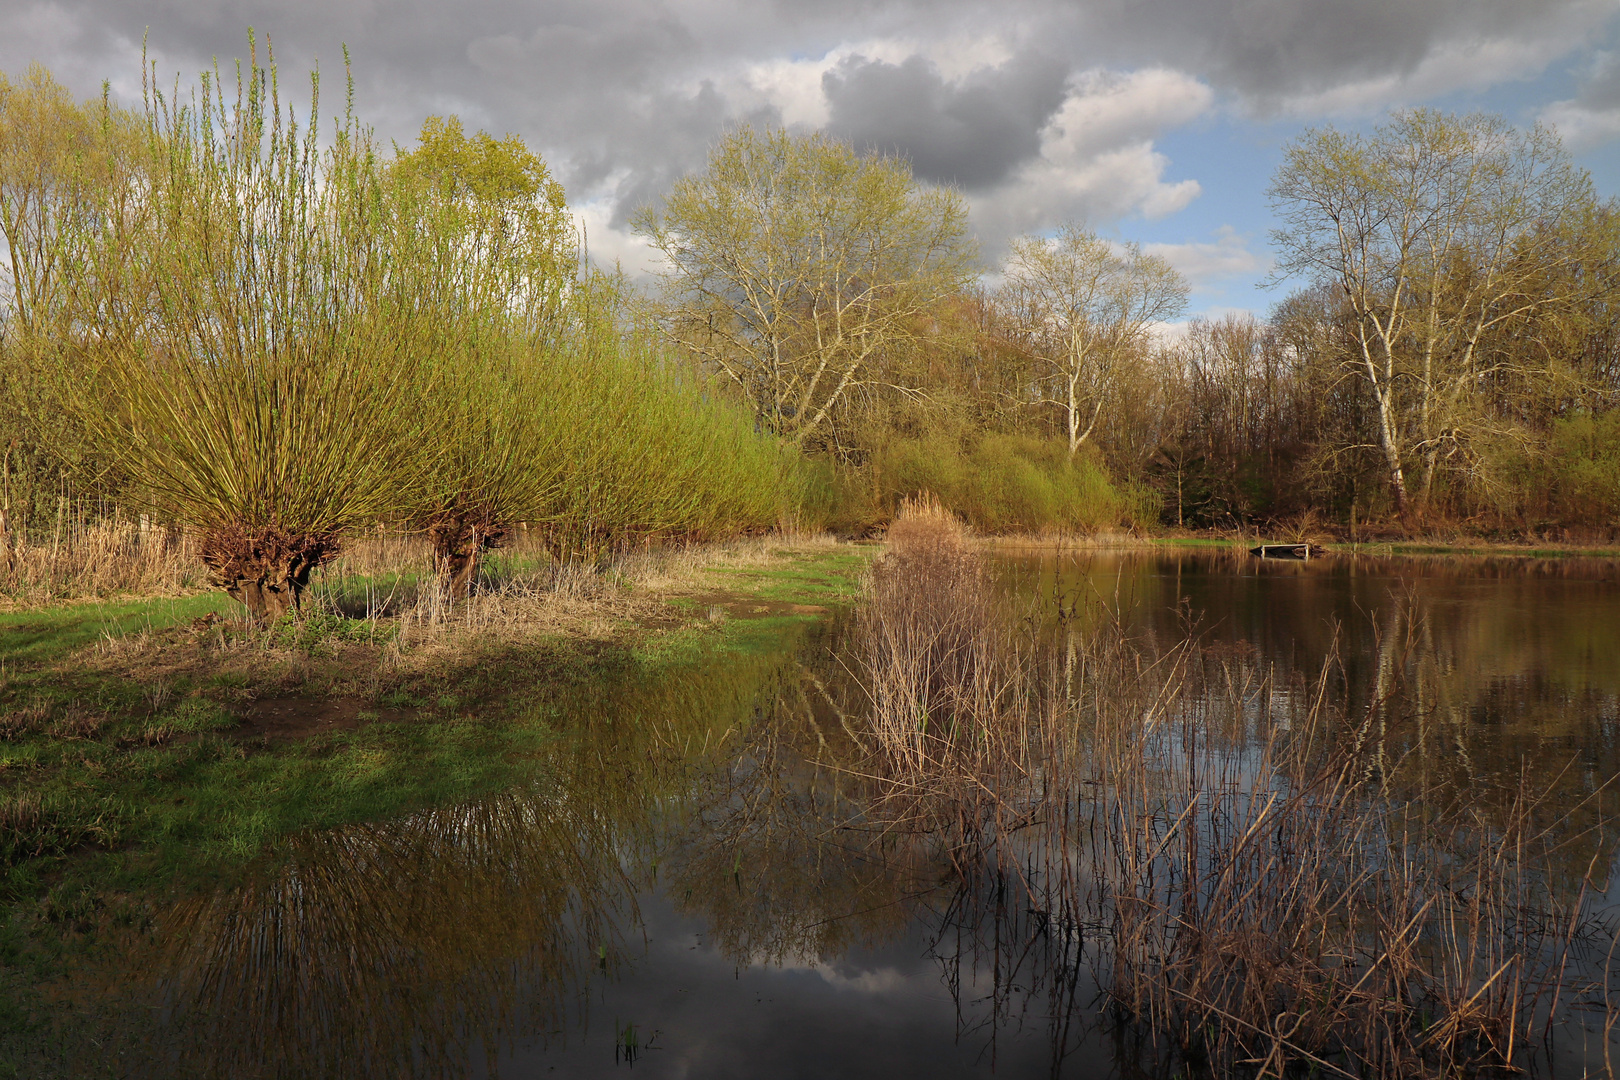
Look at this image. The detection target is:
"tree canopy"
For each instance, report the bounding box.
[634,127,976,449]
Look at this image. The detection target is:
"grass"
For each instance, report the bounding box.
[0,604,836,1078]
[0,594,233,664]
[0,533,870,1059]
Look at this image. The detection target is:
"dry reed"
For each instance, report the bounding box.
[855,497,1620,1077]
[855,495,1031,773]
[0,517,202,603]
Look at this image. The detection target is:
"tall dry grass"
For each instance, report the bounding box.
[0,518,202,603]
[855,495,1032,773]
[855,497,1620,1076]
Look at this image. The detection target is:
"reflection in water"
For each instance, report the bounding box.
[125,553,1620,1078]
[157,785,629,1079]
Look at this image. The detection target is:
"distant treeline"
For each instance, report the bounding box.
[5,40,1620,612]
[636,115,1620,539]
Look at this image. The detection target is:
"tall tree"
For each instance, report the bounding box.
[1269,109,1601,520]
[385,116,579,595]
[634,127,975,449]
[0,65,144,535]
[999,223,1188,456]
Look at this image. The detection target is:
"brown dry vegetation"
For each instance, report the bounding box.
[853,499,1620,1077]
[0,518,203,605]
[75,530,848,696]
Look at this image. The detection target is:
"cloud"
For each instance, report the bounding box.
[968,68,1213,248]
[1142,226,1271,288]
[1075,0,1617,116]
[820,51,1069,190]
[1542,49,1620,150]
[3,0,1617,276]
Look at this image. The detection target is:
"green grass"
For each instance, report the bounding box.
[0,544,867,908]
[0,593,235,665]
[703,548,871,604]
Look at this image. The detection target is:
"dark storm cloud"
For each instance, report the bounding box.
[3,0,1616,257]
[821,52,1068,190]
[1072,0,1612,108]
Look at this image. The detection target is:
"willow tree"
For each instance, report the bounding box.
[998,224,1187,457]
[385,117,578,595]
[78,40,424,620]
[634,127,975,450]
[1269,109,1601,520]
[0,65,145,535]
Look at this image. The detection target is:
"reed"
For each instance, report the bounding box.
[853,504,1620,1076]
[854,493,1031,773]
[0,515,201,602]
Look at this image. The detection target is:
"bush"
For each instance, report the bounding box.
[533,339,796,559]
[1546,412,1620,525]
[872,434,1152,533]
[787,457,881,534]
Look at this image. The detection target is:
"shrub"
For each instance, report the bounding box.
[1547,411,1620,525]
[872,434,1150,533]
[75,40,423,621]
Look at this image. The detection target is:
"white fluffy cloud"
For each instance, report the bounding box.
[969,68,1213,247]
[1143,227,1272,288]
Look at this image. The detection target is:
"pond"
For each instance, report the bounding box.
[122,551,1620,1078]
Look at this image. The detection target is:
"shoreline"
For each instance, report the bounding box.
[978,532,1620,561]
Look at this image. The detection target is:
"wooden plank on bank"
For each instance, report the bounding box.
[1250,543,1314,560]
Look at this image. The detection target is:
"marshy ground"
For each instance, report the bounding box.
[5,525,1620,1079]
[0,532,872,1076]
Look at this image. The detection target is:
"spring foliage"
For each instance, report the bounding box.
[0,48,794,617]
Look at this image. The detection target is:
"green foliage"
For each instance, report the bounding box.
[636,126,976,448]
[268,613,391,656]
[536,335,797,557]
[0,67,147,530]
[1547,412,1620,524]
[75,42,425,543]
[873,434,1151,533]
[788,457,880,533]
[385,116,578,536]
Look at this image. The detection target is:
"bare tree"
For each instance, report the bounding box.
[999,223,1188,456]
[1269,109,1601,520]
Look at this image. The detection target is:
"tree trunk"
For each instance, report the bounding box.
[227,576,303,622]
[1360,335,1410,525]
[201,525,339,623]
[427,513,508,601]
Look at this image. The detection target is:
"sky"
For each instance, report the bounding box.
[7,0,1620,321]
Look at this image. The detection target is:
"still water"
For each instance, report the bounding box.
[140,552,1620,1078]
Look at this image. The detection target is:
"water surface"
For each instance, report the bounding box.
[128,552,1620,1078]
